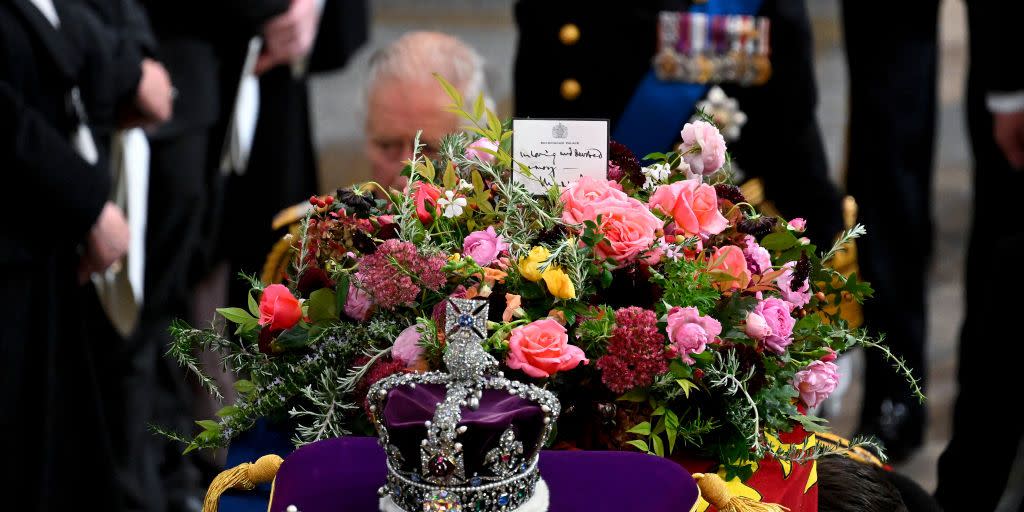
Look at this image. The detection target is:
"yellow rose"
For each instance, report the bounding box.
[542,266,576,300]
[518,246,550,282]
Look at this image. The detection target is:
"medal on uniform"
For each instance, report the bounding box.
[654,10,771,87]
[751,17,772,85]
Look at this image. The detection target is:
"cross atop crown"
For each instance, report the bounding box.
[442,297,496,381]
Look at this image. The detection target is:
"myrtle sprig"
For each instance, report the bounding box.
[821,223,867,263]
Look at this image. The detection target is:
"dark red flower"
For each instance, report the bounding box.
[596,307,668,393]
[296,267,335,296]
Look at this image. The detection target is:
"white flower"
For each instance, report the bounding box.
[641,162,672,189]
[437,190,467,218]
[457,179,474,192]
[658,237,683,261]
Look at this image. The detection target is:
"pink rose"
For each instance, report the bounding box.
[709,245,752,289]
[560,175,630,225]
[788,218,807,232]
[462,227,508,267]
[648,179,728,237]
[258,284,302,331]
[744,311,772,340]
[666,306,722,364]
[793,360,840,408]
[506,318,589,378]
[465,137,499,164]
[776,261,811,308]
[747,297,796,354]
[742,235,773,275]
[592,198,663,264]
[679,121,727,175]
[392,324,424,366]
[343,284,374,321]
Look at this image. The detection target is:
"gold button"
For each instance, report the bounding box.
[559,23,580,45]
[560,78,581,101]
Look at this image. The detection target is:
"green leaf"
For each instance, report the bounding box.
[306,288,338,323]
[651,406,666,417]
[472,93,485,121]
[234,318,259,336]
[471,169,485,195]
[617,389,648,402]
[271,325,311,352]
[433,72,463,106]
[676,379,699,398]
[247,290,260,317]
[196,420,221,432]
[625,440,649,453]
[652,416,667,436]
[641,152,667,162]
[789,413,830,433]
[335,274,350,315]
[761,231,799,251]
[486,110,502,140]
[651,434,665,457]
[216,405,240,418]
[217,307,256,325]
[234,379,256,395]
[626,421,651,436]
[442,161,458,189]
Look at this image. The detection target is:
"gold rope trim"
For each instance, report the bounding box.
[203,454,284,512]
[693,473,790,512]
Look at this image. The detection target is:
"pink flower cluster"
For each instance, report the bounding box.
[793,360,840,408]
[679,121,727,175]
[597,307,668,393]
[776,261,811,308]
[355,239,447,309]
[742,235,772,275]
[648,179,728,238]
[666,306,721,364]
[462,227,508,267]
[506,318,588,378]
[745,297,796,354]
[561,177,662,264]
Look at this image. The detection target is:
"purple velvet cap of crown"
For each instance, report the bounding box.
[382,383,545,477]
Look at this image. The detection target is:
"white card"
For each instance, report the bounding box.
[512,119,609,194]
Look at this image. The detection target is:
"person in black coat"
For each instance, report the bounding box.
[513,0,843,248]
[935,1,1024,509]
[0,0,131,507]
[841,0,940,461]
[221,0,367,316]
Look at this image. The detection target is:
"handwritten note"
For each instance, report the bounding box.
[512,119,609,194]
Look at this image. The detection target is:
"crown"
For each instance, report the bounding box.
[368,297,560,512]
[551,122,568,139]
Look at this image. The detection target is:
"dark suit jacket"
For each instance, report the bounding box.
[0,1,120,508]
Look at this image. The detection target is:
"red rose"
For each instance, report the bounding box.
[258,284,302,331]
[412,182,442,225]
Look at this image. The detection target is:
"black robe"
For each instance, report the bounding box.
[0,0,117,508]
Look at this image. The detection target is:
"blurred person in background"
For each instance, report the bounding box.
[221,0,367,315]
[936,1,1024,509]
[0,0,156,507]
[363,31,493,192]
[132,0,342,509]
[841,0,938,461]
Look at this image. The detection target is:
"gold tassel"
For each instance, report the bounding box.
[202,454,284,512]
[693,473,790,512]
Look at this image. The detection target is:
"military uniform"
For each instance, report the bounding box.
[513,0,842,247]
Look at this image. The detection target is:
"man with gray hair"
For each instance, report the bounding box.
[364,31,492,190]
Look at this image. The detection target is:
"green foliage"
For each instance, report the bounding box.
[650,257,721,315]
